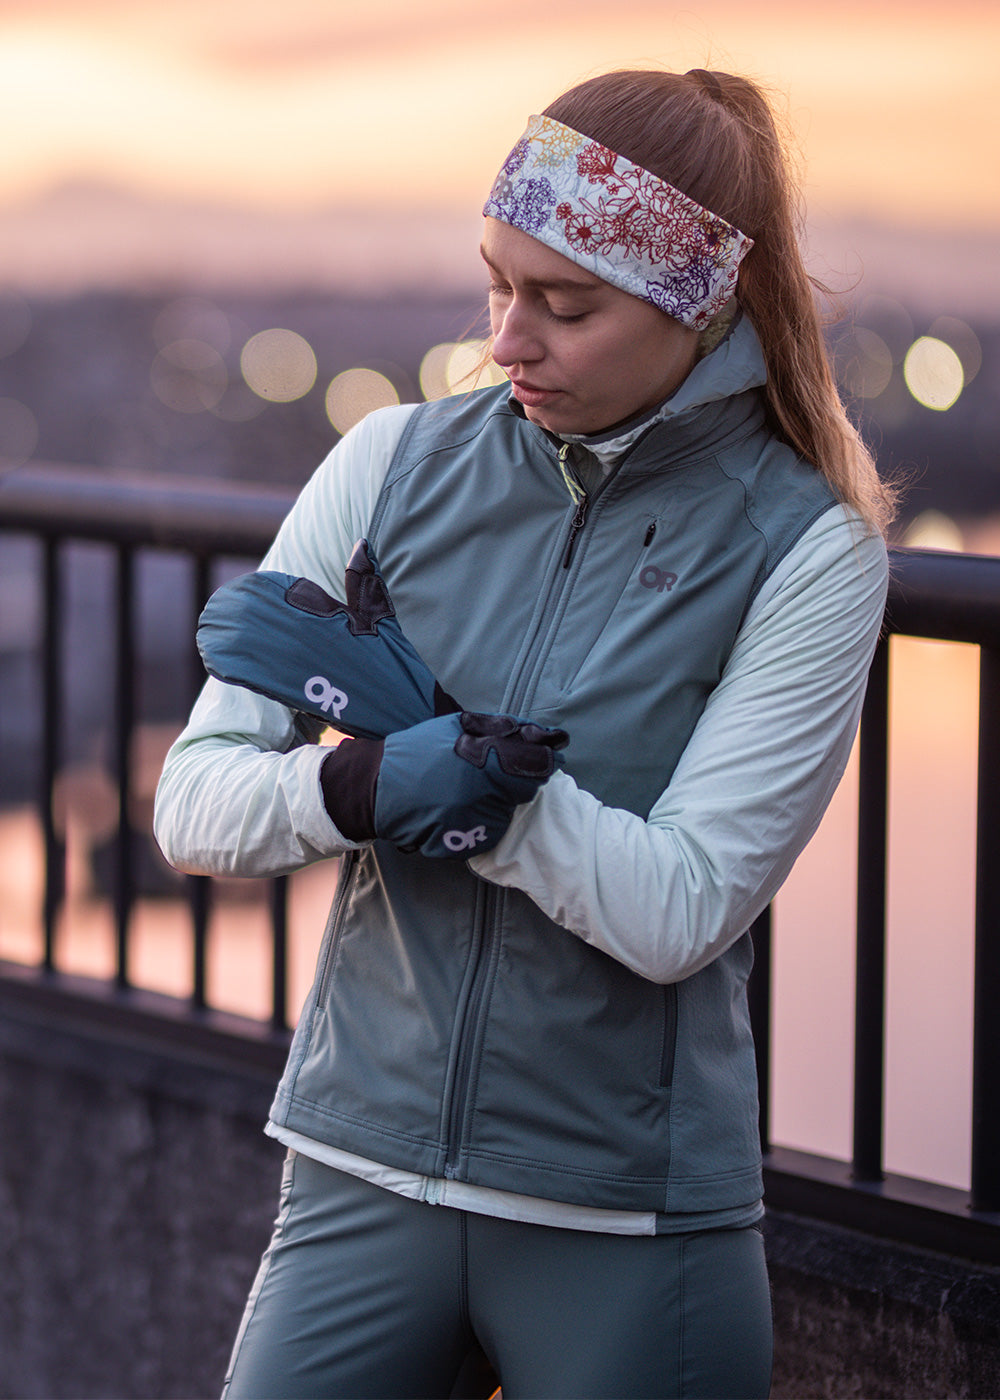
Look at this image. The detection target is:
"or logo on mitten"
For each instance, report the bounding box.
[197,539,459,741]
[304,676,349,718]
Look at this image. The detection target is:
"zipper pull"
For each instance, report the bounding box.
[643,521,657,547]
[563,496,589,568]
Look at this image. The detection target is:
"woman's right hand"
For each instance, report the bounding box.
[320,712,568,858]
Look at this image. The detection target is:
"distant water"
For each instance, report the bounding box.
[774,630,982,1189]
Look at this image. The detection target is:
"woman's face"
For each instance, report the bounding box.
[482,217,700,437]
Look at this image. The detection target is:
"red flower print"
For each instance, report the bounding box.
[558,208,598,250]
[576,143,619,184]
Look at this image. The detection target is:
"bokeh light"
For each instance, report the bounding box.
[153,296,232,354]
[855,295,914,364]
[837,327,894,399]
[448,340,507,393]
[241,329,317,403]
[902,336,964,411]
[928,316,982,385]
[210,383,266,424]
[325,368,400,435]
[418,343,457,401]
[0,397,39,468]
[903,510,965,552]
[419,339,506,401]
[150,338,228,413]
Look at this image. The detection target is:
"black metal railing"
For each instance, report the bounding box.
[3,460,1000,1260]
[1,461,296,1038]
[752,546,1000,1262]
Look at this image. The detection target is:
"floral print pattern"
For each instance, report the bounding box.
[483,115,753,331]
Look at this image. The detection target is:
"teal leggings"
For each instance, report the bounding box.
[223,1151,772,1400]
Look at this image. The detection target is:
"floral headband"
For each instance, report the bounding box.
[483,114,753,331]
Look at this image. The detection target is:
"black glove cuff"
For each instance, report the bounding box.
[320,737,384,842]
[433,681,461,716]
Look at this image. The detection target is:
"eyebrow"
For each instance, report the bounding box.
[480,248,602,294]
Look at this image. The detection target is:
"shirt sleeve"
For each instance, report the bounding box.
[152,404,418,876]
[468,506,889,984]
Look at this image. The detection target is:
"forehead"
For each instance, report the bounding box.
[480,217,605,293]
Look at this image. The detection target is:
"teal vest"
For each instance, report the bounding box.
[271,382,837,1214]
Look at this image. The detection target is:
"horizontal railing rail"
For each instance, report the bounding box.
[0,458,296,554]
[3,460,1000,1260]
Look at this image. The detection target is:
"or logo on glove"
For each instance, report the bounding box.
[442,826,489,853]
[373,711,569,859]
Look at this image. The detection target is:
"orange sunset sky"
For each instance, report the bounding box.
[1,0,998,298]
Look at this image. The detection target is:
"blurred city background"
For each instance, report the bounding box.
[1,0,998,1192]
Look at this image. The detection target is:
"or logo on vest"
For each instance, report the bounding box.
[443,825,488,853]
[639,565,679,593]
[304,675,349,718]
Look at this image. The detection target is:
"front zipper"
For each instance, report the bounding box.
[557,441,590,570]
[504,447,623,720]
[563,494,590,567]
[441,444,614,1172]
[442,883,501,1176]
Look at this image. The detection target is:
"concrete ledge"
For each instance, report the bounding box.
[0,974,285,1399]
[766,1209,1000,1398]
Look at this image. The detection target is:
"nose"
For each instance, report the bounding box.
[491,296,544,370]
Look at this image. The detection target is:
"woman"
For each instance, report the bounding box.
[155,67,894,1399]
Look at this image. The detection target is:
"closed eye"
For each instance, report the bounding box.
[490,282,587,324]
[544,307,588,324]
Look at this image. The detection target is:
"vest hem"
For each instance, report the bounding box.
[271,1090,764,1215]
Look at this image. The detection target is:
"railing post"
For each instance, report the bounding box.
[853,636,890,1182]
[113,543,136,988]
[972,645,1000,1212]
[748,905,772,1155]
[189,875,211,1011]
[271,877,289,1034]
[189,554,213,1010]
[41,536,64,969]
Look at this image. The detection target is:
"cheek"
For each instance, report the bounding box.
[595,344,647,395]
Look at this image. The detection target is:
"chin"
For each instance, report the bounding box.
[526,404,591,435]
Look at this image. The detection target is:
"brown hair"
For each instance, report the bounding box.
[543,69,897,535]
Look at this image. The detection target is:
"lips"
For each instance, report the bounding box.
[510,378,561,407]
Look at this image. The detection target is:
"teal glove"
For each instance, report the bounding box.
[196,540,458,740]
[321,712,569,857]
